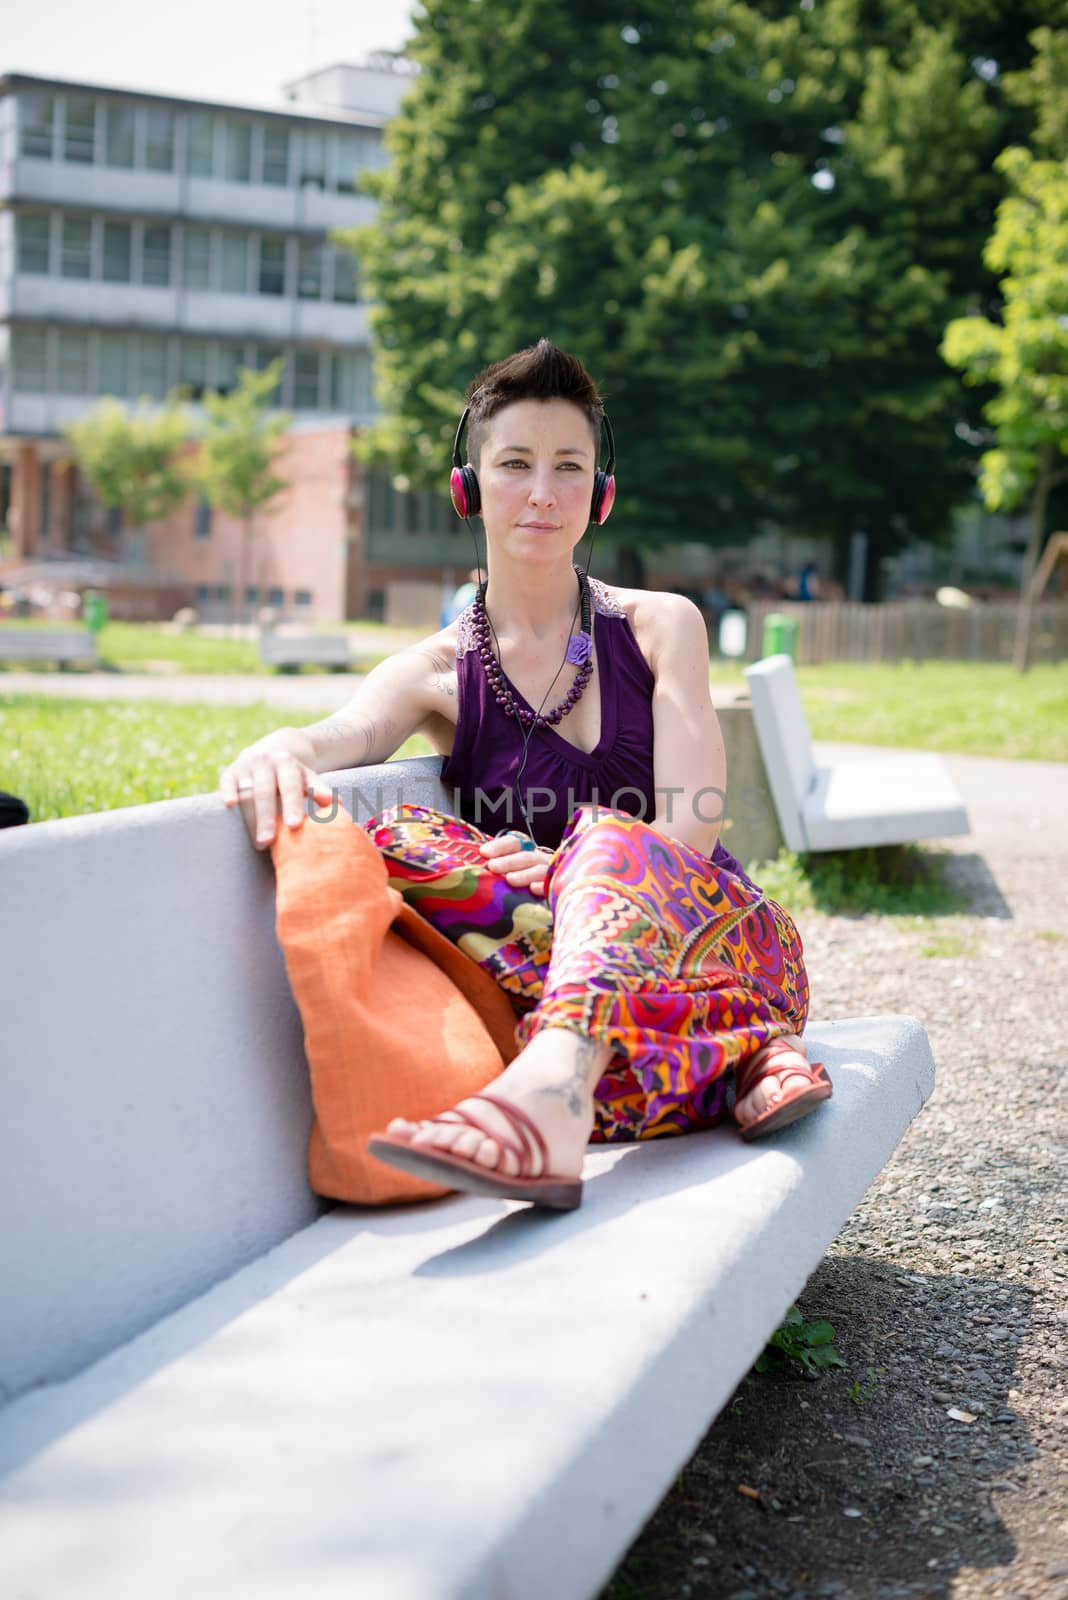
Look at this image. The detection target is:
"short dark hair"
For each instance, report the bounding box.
[465,339,604,468]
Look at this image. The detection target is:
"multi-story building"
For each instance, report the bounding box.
[0,59,473,622]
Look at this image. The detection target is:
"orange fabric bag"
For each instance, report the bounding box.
[271,807,519,1205]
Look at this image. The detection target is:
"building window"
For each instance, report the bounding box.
[60,218,92,280]
[257,236,286,296]
[13,330,49,392]
[64,96,97,164]
[221,233,249,293]
[105,102,136,168]
[224,120,252,182]
[144,108,175,171]
[297,239,322,299]
[136,335,168,399]
[142,224,172,287]
[330,350,372,414]
[102,221,132,283]
[57,331,90,395]
[334,129,381,194]
[98,332,130,397]
[17,212,51,274]
[330,243,358,303]
[19,94,54,159]
[41,462,52,537]
[196,583,211,605]
[179,339,210,396]
[295,589,313,606]
[187,112,215,176]
[300,129,325,190]
[194,495,212,539]
[254,347,286,402]
[217,342,246,392]
[267,586,284,606]
[294,350,320,409]
[244,584,260,605]
[262,125,290,185]
[182,226,212,289]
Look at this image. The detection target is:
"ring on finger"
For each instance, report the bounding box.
[237,781,254,795]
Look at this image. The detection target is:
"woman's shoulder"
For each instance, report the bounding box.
[593,582,704,655]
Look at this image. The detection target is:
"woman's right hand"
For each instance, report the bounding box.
[219,731,335,850]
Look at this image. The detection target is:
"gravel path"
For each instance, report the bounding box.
[604,749,1068,1600]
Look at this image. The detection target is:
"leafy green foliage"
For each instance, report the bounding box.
[63,395,195,532]
[347,0,1060,591]
[754,1306,846,1376]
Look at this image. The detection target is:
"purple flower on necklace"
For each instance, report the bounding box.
[565,630,592,667]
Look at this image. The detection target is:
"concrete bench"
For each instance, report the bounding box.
[744,653,971,852]
[0,757,936,1599]
[0,627,99,668]
[259,632,352,671]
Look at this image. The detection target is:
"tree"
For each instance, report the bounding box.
[189,361,292,625]
[63,394,195,563]
[345,0,1043,596]
[942,143,1068,670]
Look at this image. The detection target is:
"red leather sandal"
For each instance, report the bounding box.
[367,1091,583,1211]
[733,1038,833,1142]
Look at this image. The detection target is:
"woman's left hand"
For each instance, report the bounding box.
[479,832,554,897]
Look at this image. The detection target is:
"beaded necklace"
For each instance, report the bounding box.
[472,566,594,728]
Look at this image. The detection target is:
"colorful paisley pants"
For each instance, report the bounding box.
[366,804,810,1145]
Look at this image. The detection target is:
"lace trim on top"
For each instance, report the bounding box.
[454,574,626,657]
[455,603,480,658]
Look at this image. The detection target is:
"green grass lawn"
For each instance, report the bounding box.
[2,621,1064,759]
[1,653,1064,826]
[0,694,433,823]
[793,660,1068,762]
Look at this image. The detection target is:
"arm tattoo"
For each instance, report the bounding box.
[309,714,394,767]
[416,646,457,699]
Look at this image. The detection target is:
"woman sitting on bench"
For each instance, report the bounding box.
[220,339,831,1211]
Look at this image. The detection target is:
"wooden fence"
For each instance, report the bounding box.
[740,601,1068,665]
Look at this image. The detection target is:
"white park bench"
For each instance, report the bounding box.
[0,756,936,1600]
[259,632,352,672]
[744,653,971,852]
[0,627,99,668]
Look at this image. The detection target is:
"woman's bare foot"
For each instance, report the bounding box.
[733,1032,814,1131]
[384,1028,612,1180]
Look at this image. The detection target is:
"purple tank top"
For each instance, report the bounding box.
[440,577,759,888]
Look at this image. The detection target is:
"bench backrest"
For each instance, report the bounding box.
[742,654,815,853]
[259,634,351,666]
[0,755,448,1405]
[0,630,98,661]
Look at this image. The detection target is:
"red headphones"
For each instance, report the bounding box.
[450,405,616,525]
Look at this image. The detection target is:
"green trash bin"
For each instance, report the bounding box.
[762,612,798,661]
[83,590,108,634]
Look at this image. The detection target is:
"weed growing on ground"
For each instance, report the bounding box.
[753,1306,847,1377]
[915,928,981,959]
[749,842,971,919]
[849,1365,888,1407]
